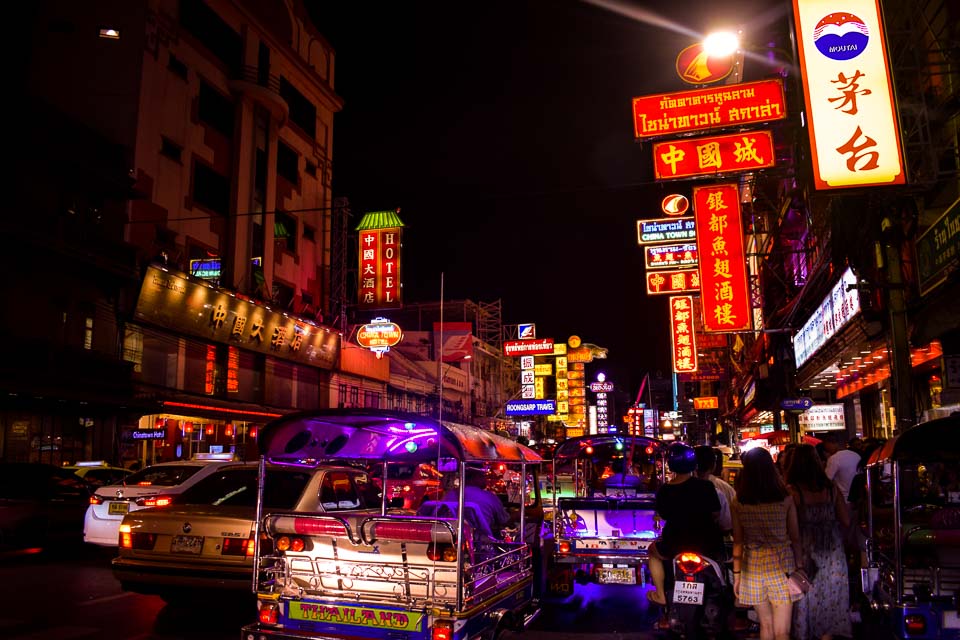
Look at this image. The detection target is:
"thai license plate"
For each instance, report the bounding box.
[944,610,960,629]
[673,580,705,605]
[598,567,635,584]
[171,535,203,554]
[108,502,129,515]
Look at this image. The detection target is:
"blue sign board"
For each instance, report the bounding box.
[780,397,813,411]
[131,429,167,440]
[505,400,557,416]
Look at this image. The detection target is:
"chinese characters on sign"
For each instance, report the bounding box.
[632,79,787,140]
[653,130,776,180]
[693,184,751,332]
[645,243,699,270]
[356,318,403,359]
[669,296,698,373]
[646,268,701,295]
[358,227,402,309]
[793,0,904,188]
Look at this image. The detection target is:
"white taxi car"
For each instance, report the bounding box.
[83,458,233,547]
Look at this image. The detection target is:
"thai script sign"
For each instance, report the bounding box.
[669,295,698,373]
[793,0,904,189]
[653,130,776,180]
[693,184,751,331]
[637,217,696,245]
[590,381,615,393]
[916,197,960,296]
[632,78,787,140]
[134,265,340,369]
[646,268,701,295]
[646,243,698,270]
[357,211,404,309]
[504,338,554,356]
[793,267,861,368]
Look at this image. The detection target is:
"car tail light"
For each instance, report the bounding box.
[559,541,571,554]
[222,536,255,556]
[258,601,279,625]
[403,484,412,493]
[904,615,926,636]
[677,552,706,575]
[119,524,132,549]
[119,524,157,550]
[90,495,104,505]
[427,543,456,562]
[136,495,174,507]
[432,620,453,640]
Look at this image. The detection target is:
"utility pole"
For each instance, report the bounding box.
[880,213,916,434]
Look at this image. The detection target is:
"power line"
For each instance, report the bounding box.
[124,204,342,225]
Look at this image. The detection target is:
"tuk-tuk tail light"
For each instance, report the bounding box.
[432,619,454,640]
[258,601,279,625]
[559,541,571,554]
[427,543,456,562]
[904,614,926,636]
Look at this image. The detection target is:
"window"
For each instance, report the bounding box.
[193,163,230,216]
[160,137,182,162]
[303,225,315,242]
[305,160,316,176]
[274,211,297,253]
[179,0,241,73]
[84,317,94,350]
[168,54,188,79]
[300,291,314,305]
[272,280,294,309]
[198,82,234,138]
[338,383,347,408]
[279,77,317,138]
[364,391,381,409]
[276,140,299,184]
[349,386,359,407]
[318,471,378,511]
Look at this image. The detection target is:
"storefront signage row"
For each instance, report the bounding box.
[915,197,960,296]
[652,130,776,180]
[134,265,340,369]
[637,217,697,245]
[632,78,787,139]
[793,267,861,368]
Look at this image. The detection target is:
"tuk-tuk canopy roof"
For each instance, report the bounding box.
[257,409,542,464]
[868,415,960,464]
[552,434,663,461]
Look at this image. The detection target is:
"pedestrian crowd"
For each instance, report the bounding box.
[650,434,884,640]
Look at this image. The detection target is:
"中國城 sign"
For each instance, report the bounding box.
[793,0,904,189]
[653,130,776,180]
[646,269,701,295]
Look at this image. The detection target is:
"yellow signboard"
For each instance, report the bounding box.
[534,364,553,376]
[289,603,422,632]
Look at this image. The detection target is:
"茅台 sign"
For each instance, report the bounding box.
[799,404,846,431]
[647,269,701,295]
[793,0,904,189]
[646,243,698,270]
[694,184,751,332]
[653,130,777,180]
[357,211,404,310]
[793,267,861,367]
[637,217,697,245]
[669,295,698,373]
[632,78,787,140]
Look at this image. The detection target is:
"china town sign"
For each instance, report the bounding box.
[356,318,403,359]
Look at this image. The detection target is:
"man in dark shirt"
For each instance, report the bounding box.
[647,443,723,605]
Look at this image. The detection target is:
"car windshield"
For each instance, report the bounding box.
[177,467,312,508]
[122,464,205,487]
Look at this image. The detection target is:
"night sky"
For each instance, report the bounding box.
[308,0,791,395]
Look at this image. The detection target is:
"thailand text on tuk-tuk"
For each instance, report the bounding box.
[862,415,960,639]
[241,409,546,640]
[544,434,665,597]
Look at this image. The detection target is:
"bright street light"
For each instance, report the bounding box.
[703,31,740,57]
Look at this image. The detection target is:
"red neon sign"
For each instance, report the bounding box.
[669,296,698,373]
[632,79,787,140]
[646,269,701,295]
[693,184,751,332]
[358,228,402,310]
[653,130,776,180]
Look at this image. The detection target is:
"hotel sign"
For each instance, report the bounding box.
[357,211,404,310]
[134,266,339,369]
[637,217,697,245]
[356,318,403,359]
[653,130,776,180]
[793,0,904,189]
[669,295,698,373]
[632,79,787,140]
[646,243,698,270]
[646,269,701,295]
[694,184,751,332]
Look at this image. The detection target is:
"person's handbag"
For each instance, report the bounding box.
[788,569,812,596]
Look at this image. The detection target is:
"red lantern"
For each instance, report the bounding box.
[184,422,193,434]
[155,417,165,429]
[249,427,258,439]
[224,424,234,437]
[205,424,215,436]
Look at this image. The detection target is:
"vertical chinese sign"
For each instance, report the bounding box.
[793,0,904,189]
[356,210,404,310]
[669,296,698,373]
[693,184,751,332]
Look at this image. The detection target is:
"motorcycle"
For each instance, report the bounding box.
[663,550,735,640]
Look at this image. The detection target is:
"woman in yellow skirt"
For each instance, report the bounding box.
[732,447,804,640]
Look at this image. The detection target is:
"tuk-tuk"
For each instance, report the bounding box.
[544,434,665,597]
[241,409,545,640]
[862,415,960,639]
